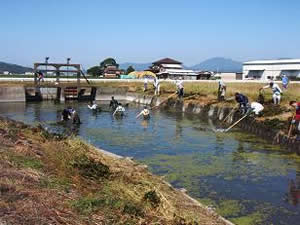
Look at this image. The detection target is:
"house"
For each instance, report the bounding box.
[243,59,300,80]
[150,58,198,80]
[103,65,123,78]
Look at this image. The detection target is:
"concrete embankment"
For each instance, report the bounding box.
[161,99,300,154]
[0,86,25,102]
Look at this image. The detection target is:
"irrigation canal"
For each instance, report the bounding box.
[0,101,299,225]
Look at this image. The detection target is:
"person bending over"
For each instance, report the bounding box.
[235,92,249,114]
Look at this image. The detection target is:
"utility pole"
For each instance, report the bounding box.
[45,57,49,75]
[67,58,71,76]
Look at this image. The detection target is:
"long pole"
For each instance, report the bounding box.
[151,93,177,110]
[221,105,237,124]
[225,113,249,132]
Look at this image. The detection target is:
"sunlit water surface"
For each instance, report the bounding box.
[0,101,299,225]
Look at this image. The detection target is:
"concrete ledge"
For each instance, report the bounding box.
[0,87,25,102]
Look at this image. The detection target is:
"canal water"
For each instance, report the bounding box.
[0,101,299,225]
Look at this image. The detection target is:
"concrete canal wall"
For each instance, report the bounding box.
[0,87,25,102]
[162,99,300,154]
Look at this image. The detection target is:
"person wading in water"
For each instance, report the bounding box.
[109,96,119,111]
[136,106,150,120]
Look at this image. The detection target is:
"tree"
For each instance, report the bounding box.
[126,65,135,74]
[100,58,119,69]
[87,66,101,77]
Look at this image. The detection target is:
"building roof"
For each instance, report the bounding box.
[244,59,300,65]
[153,58,182,65]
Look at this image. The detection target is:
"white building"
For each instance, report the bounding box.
[243,59,300,80]
[151,58,198,80]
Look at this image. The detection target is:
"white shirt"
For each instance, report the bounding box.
[219,80,226,88]
[88,104,98,110]
[142,109,149,116]
[263,83,282,95]
[176,80,183,89]
[116,106,125,112]
[251,102,264,115]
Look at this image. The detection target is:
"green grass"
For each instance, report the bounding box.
[8,154,43,170]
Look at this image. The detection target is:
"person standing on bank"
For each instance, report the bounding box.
[261,81,282,105]
[175,77,184,99]
[218,80,226,101]
[154,77,160,96]
[143,77,148,92]
[282,74,289,90]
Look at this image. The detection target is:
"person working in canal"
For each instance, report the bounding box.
[109,96,118,111]
[175,77,184,99]
[88,101,100,112]
[218,80,226,101]
[71,108,81,124]
[136,106,150,120]
[113,103,125,116]
[260,81,282,105]
[289,101,300,139]
[61,107,72,121]
[154,77,160,96]
[235,92,249,114]
[36,71,44,85]
[249,101,264,116]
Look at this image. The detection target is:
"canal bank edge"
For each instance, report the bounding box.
[0,116,234,225]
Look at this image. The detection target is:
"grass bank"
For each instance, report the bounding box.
[0,117,230,225]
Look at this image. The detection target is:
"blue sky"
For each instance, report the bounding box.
[1,0,300,68]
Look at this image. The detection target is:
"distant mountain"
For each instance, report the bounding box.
[189,57,242,72]
[0,61,33,74]
[119,62,152,71]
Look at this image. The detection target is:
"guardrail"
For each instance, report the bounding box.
[0,77,300,84]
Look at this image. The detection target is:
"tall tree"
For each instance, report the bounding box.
[126,65,135,74]
[87,66,101,77]
[100,58,119,69]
